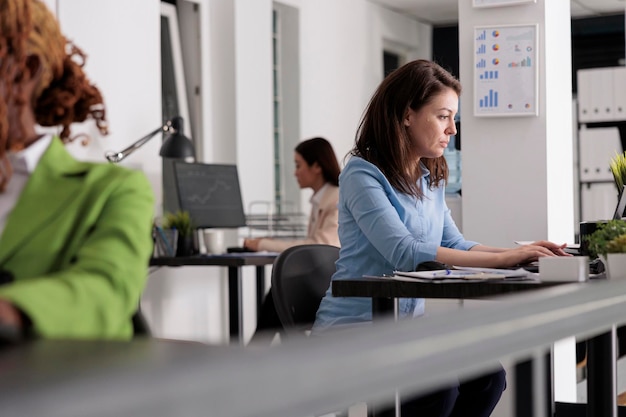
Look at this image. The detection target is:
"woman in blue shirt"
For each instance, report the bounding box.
[313,60,567,417]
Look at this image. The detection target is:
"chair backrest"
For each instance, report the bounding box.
[271,244,339,335]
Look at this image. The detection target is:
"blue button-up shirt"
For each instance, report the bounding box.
[313,157,478,331]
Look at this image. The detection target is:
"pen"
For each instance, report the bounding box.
[362,274,394,278]
[431,270,452,277]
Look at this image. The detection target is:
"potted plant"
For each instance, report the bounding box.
[610,151,626,196]
[162,210,195,256]
[584,219,626,279]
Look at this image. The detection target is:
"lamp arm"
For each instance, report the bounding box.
[105,125,167,163]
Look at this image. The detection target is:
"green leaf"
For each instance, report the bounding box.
[161,210,194,236]
[584,219,626,258]
[610,151,626,193]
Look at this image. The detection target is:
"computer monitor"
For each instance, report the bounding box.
[172,161,247,228]
[613,185,626,220]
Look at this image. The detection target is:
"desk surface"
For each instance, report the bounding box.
[150,253,277,267]
[332,277,567,299]
[0,339,231,416]
[149,253,277,343]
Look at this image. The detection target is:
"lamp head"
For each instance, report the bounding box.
[159,116,195,160]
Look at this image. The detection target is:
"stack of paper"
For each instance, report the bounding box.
[392,267,531,281]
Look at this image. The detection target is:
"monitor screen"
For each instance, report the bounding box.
[613,185,626,220]
[173,162,247,228]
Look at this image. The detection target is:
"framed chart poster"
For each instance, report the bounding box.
[474,24,538,117]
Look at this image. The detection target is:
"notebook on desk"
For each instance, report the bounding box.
[394,266,531,281]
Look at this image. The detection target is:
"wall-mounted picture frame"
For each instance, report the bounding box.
[473,0,536,7]
[473,24,538,117]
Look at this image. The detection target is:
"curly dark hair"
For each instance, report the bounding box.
[0,0,107,190]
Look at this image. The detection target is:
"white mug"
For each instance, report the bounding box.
[203,229,225,255]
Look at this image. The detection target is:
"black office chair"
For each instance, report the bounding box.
[271,244,339,337]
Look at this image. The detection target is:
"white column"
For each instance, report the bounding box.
[458,0,577,406]
[459,0,575,247]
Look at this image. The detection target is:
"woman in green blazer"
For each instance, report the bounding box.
[0,0,154,340]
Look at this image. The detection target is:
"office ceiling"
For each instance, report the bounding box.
[373,0,626,25]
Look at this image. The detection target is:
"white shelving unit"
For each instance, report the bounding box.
[576,67,626,224]
[244,201,307,239]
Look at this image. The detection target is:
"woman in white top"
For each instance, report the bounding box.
[245,137,341,343]
[244,137,340,251]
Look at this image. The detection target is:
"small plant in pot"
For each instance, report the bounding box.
[584,219,626,279]
[610,151,626,195]
[162,210,195,256]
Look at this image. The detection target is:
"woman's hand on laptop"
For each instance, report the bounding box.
[502,244,558,265]
[526,240,571,256]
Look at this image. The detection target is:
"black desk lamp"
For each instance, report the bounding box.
[105,116,195,163]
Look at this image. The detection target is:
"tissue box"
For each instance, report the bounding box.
[539,256,589,282]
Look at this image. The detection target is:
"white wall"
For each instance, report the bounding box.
[235,0,275,210]
[41,0,56,14]
[286,0,432,213]
[57,0,163,212]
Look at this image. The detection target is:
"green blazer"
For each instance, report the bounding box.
[0,137,154,339]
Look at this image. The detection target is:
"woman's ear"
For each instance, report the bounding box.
[403,110,412,127]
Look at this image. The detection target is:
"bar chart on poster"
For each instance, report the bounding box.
[474,24,538,117]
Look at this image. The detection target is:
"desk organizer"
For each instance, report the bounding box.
[539,256,589,282]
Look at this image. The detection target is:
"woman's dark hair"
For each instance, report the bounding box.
[295,137,341,186]
[352,59,461,199]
